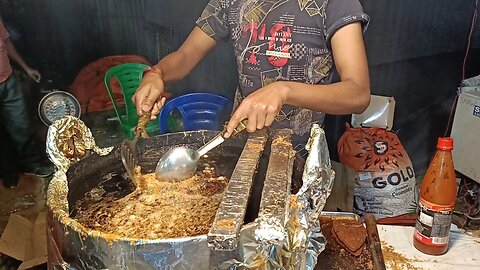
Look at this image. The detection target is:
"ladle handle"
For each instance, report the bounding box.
[223,119,248,138]
[196,120,249,157]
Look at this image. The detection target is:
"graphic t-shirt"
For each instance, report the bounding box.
[0,18,12,83]
[197,0,369,153]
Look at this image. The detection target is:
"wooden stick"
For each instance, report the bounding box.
[365,213,386,270]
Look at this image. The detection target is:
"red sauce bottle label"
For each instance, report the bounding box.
[414,198,454,247]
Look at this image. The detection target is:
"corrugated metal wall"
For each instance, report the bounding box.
[1,0,479,172]
[1,0,170,85]
[2,0,478,86]
[362,0,480,65]
[143,0,238,97]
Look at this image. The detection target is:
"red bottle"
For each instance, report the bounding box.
[413,137,457,255]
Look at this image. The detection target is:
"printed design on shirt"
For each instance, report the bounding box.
[239,21,293,72]
[306,50,333,84]
[242,0,289,26]
[239,73,255,88]
[287,65,307,81]
[260,68,283,87]
[292,25,323,37]
[198,0,337,137]
[232,25,243,39]
[276,109,294,122]
[289,43,308,60]
[234,1,330,135]
[266,23,292,67]
[298,0,327,17]
[236,0,295,71]
[291,108,313,135]
[197,0,228,37]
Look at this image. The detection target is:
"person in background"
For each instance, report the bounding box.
[0,17,53,188]
[133,0,370,155]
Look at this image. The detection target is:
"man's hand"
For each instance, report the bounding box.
[132,72,166,120]
[25,67,41,83]
[131,27,218,120]
[224,81,288,138]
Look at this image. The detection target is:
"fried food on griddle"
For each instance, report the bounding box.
[56,126,88,160]
[74,164,228,239]
[331,220,367,257]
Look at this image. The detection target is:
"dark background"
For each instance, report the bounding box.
[1,0,479,174]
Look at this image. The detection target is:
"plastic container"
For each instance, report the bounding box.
[413,137,457,255]
[158,92,232,134]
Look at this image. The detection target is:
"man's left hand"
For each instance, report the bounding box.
[224,81,288,138]
[25,68,41,83]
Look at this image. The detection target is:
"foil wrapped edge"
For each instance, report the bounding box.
[46,115,113,173]
[217,124,335,270]
[47,170,69,214]
[300,124,335,270]
[47,129,248,270]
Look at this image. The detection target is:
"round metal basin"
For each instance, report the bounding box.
[48,130,265,270]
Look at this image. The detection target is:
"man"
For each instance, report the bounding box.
[0,17,53,188]
[133,0,370,156]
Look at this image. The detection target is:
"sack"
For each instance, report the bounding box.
[338,124,417,220]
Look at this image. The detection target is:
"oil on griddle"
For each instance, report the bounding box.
[316,217,374,270]
[72,152,237,239]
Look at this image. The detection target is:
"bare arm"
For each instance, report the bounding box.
[157,26,218,84]
[5,38,41,82]
[281,22,370,114]
[133,27,218,116]
[225,22,370,136]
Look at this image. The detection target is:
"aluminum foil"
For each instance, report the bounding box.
[254,129,294,245]
[297,124,335,222]
[46,130,248,270]
[208,130,268,251]
[296,124,335,270]
[218,124,335,270]
[46,115,113,172]
[46,123,332,270]
[47,171,69,214]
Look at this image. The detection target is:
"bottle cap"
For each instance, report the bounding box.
[437,137,454,150]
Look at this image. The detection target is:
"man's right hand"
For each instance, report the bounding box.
[132,72,166,120]
[131,26,218,120]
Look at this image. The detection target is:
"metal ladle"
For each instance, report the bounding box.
[155,120,248,181]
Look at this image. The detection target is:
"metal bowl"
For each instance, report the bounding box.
[47,130,249,269]
[38,91,81,126]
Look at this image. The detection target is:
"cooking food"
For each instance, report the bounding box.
[331,220,367,256]
[155,119,248,182]
[56,125,89,160]
[73,164,228,239]
[317,217,373,270]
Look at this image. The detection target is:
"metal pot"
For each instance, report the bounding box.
[47,130,258,270]
[47,125,332,270]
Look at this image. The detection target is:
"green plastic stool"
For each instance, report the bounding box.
[104,63,159,139]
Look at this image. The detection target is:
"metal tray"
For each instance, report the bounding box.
[38,91,81,126]
[316,212,375,270]
[320,211,361,222]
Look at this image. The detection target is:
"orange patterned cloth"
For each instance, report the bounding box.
[70,55,151,113]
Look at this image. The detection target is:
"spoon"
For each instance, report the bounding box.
[155,120,248,181]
